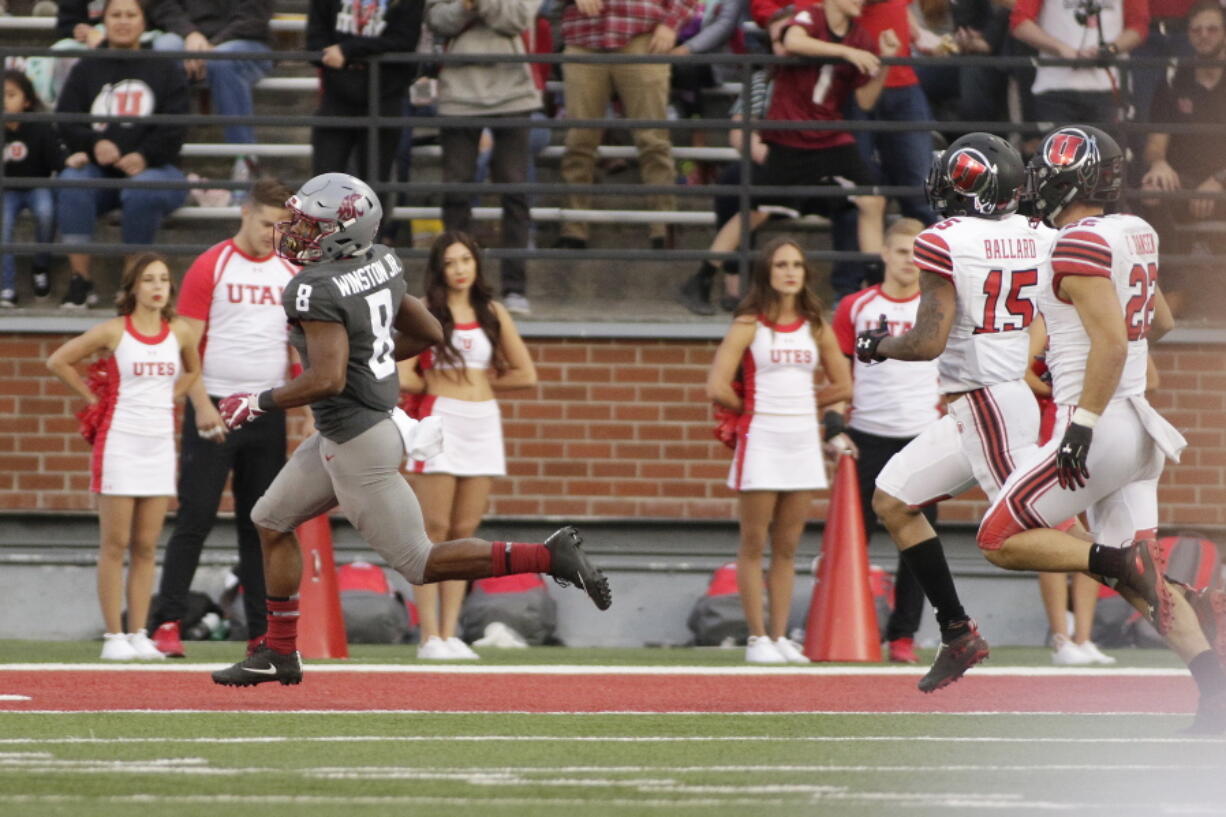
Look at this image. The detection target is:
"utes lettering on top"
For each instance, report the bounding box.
[336,0,389,38]
[132,361,178,377]
[769,347,814,365]
[226,284,285,306]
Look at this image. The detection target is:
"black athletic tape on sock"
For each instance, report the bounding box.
[1088,543,1127,579]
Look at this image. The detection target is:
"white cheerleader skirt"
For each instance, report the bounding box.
[91,426,176,496]
[411,396,507,477]
[727,413,828,492]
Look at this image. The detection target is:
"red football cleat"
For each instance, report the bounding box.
[152,621,185,658]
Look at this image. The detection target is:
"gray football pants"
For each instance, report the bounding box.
[251,418,434,583]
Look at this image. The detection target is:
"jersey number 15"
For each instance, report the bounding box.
[972,268,1038,334]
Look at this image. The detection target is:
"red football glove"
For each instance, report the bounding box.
[218,393,266,430]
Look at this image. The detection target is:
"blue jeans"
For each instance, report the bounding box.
[157,36,271,144]
[58,163,187,246]
[1,188,55,291]
[848,84,938,225]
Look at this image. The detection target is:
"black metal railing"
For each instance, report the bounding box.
[2,46,1224,272]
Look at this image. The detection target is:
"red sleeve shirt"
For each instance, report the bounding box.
[764,6,876,150]
[832,290,859,356]
[177,240,229,322]
[858,0,917,88]
[1051,228,1113,301]
[913,229,955,283]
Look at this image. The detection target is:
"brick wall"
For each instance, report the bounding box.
[2,332,1224,531]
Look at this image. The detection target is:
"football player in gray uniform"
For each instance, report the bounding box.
[210,173,611,687]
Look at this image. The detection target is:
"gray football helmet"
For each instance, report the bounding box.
[275,172,382,264]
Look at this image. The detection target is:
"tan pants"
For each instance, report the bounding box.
[560,33,676,241]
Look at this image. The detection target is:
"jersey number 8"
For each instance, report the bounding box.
[365,289,395,379]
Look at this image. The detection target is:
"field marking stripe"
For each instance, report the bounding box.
[0,735,1219,744]
[0,709,1193,716]
[0,663,1191,677]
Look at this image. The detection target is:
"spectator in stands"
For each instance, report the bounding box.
[1010,0,1148,127]
[2,69,66,307]
[912,0,1037,136]
[1139,0,1226,316]
[307,0,423,230]
[148,178,297,659]
[147,0,274,188]
[55,0,190,309]
[679,0,894,314]
[426,0,541,317]
[45,253,200,660]
[397,231,538,660]
[829,218,940,664]
[707,237,851,663]
[555,0,700,250]
[669,0,748,120]
[1131,0,1197,124]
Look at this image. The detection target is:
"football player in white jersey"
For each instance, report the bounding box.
[977,125,1225,734]
[855,133,1056,693]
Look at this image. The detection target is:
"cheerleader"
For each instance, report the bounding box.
[706,237,852,664]
[398,232,537,659]
[46,254,199,660]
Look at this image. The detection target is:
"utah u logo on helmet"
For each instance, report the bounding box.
[1045,132,1088,168]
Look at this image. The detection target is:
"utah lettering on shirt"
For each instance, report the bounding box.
[132,361,177,376]
[226,283,285,306]
[983,238,1038,260]
[330,253,402,297]
[770,348,815,365]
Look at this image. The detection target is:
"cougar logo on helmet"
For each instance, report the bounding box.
[948,149,991,195]
[1045,132,1087,168]
[335,192,365,226]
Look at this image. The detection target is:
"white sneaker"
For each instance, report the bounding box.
[773,637,811,664]
[127,630,166,660]
[503,293,531,315]
[1077,640,1117,665]
[100,632,139,661]
[416,635,453,660]
[1051,634,1093,666]
[745,635,787,664]
[445,637,480,659]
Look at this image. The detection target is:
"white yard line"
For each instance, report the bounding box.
[0,663,1191,677]
[0,709,1193,716]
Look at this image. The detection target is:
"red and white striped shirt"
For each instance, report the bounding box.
[913,214,1056,393]
[177,239,297,397]
[1040,214,1157,406]
[562,0,700,51]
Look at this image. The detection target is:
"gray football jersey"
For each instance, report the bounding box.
[283,244,406,443]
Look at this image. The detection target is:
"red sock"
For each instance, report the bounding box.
[490,541,552,576]
[264,596,299,655]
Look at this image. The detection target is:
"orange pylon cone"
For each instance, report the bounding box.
[294,514,348,659]
[803,454,881,662]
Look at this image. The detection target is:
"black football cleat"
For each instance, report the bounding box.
[1118,539,1174,635]
[918,620,990,693]
[1191,587,1226,662]
[1181,689,1226,736]
[211,644,303,687]
[545,525,612,611]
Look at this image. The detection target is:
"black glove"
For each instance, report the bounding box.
[1056,421,1093,490]
[822,410,847,442]
[855,314,890,364]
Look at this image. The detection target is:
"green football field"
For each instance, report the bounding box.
[0,642,1222,816]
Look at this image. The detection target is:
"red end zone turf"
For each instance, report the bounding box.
[0,670,1199,713]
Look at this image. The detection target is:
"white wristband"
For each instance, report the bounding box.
[1071,407,1100,429]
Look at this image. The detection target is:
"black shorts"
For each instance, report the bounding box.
[751,142,879,218]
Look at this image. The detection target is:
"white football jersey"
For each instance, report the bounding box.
[913,214,1056,393]
[1039,214,1158,406]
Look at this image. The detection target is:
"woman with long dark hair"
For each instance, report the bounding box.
[398,231,537,659]
[707,237,852,663]
[46,253,199,659]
